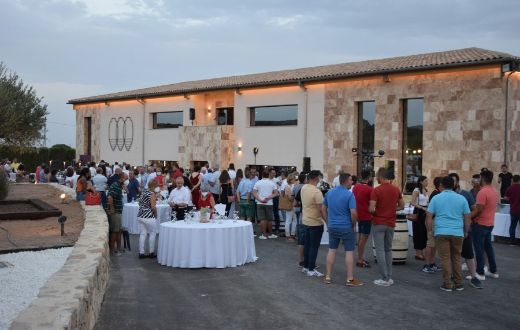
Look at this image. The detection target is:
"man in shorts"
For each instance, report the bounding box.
[108,173,125,256]
[322,173,363,286]
[352,169,373,268]
[252,170,278,239]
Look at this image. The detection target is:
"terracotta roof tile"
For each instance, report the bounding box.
[68,47,518,104]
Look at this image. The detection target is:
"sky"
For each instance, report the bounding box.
[1,0,519,148]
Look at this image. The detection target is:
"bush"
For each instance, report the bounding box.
[0,170,8,200]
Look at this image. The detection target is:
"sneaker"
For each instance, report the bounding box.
[465,275,472,280]
[422,265,435,273]
[440,285,453,292]
[307,269,324,277]
[138,253,147,259]
[431,264,442,271]
[268,234,278,239]
[455,285,464,291]
[470,277,483,289]
[373,279,391,287]
[475,273,486,281]
[298,261,305,268]
[388,279,394,285]
[461,263,468,271]
[484,269,499,278]
[346,279,364,287]
[301,267,309,274]
[114,251,122,257]
[258,235,267,240]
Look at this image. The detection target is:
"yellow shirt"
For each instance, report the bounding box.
[301,184,324,226]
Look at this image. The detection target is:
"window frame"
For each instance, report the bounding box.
[248,104,298,127]
[152,111,184,129]
[402,98,424,194]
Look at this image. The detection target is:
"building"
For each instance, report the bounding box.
[69,47,520,192]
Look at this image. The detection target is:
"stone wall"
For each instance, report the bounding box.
[508,73,520,173]
[323,65,508,190]
[10,184,109,330]
[75,104,102,162]
[178,125,234,169]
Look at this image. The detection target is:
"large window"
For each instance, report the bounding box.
[217,107,234,125]
[403,98,424,194]
[249,105,298,126]
[153,111,183,129]
[357,101,375,177]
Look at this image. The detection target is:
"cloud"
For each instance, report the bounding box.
[266,14,314,28]
[166,16,229,29]
[53,0,166,20]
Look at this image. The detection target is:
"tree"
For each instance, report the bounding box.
[0,62,48,147]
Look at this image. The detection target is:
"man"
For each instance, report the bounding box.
[269,168,281,235]
[448,173,482,289]
[369,167,404,286]
[89,161,97,178]
[498,164,513,198]
[168,176,192,220]
[322,173,363,286]
[171,163,183,180]
[352,169,373,268]
[332,169,344,188]
[92,167,108,210]
[107,167,122,187]
[107,173,125,255]
[250,167,259,186]
[293,173,307,267]
[252,170,278,239]
[228,163,237,180]
[505,175,520,243]
[471,169,499,280]
[137,167,148,190]
[301,170,325,277]
[426,176,471,292]
[236,168,253,221]
[469,174,481,200]
[126,170,141,202]
[209,165,221,202]
[423,176,442,273]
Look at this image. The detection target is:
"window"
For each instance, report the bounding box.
[357,101,375,177]
[153,111,183,129]
[217,107,234,125]
[403,98,424,194]
[249,105,298,126]
[84,117,92,156]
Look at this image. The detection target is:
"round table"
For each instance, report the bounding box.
[157,220,257,268]
[122,202,171,234]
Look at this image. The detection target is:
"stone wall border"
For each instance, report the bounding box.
[10,184,109,330]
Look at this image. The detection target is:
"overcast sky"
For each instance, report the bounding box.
[1,0,519,147]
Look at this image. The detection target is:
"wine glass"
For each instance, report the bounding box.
[232,211,239,223]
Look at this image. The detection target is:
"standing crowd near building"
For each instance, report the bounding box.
[7,155,517,292]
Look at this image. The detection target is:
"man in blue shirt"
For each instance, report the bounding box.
[321,173,362,286]
[426,176,471,292]
[236,168,253,221]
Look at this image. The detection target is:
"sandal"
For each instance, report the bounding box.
[356,260,370,268]
[324,276,332,284]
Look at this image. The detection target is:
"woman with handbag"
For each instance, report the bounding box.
[281,174,297,242]
[219,170,234,216]
[411,176,429,261]
[76,168,91,201]
[137,179,159,259]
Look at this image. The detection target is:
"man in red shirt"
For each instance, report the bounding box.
[470,170,499,279]
[505,174,520,243]
[352,169,373,268]
[369,167,405,286]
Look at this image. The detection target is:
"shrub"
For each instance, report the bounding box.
[0,170,8,200]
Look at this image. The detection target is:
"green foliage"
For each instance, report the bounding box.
[0,62,48,147]
[0,169,8,200]
[0,144,75,172]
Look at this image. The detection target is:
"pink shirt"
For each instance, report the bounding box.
[475,185,499,226]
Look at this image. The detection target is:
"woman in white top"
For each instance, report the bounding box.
[283,174,297,241]
[411,176,429,261]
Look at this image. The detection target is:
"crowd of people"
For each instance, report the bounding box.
[2,157,519,291]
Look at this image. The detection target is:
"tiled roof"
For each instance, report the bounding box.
[68,47,518,104]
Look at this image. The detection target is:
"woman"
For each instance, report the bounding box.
[137,179,159,259]
[76,168,90,201]
[49,169,59,183]
[411,175,429,261]
[190,165,203,208]
[40,166,49,183]
[284,174,297,242]
[219,170,234,216]
[197,185,216,218]
[65,166,76,188]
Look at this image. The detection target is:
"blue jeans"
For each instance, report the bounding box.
[303,225,324,271]
[471,223,497,275]
[510,213,520,239]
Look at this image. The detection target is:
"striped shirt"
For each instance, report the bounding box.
[108,182,123,214]
[138,190,155,219]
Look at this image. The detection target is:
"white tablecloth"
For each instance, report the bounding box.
[492,213,519,238]
[157,220,257,268]
[122,202,171,234]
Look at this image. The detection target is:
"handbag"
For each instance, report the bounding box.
[85,191,101,205]
[279,191,293,211]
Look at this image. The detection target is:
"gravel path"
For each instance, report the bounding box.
[0,247,73,330]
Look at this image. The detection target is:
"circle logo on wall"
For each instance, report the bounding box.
[108,117,134,151]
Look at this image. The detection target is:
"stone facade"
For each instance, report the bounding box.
[324,65,511,190]
[178,125,235,169]
[75,104,102,161]
[508,73,520,173]
[11,184,109,330]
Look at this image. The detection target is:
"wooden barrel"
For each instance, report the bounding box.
[372,211,409,265]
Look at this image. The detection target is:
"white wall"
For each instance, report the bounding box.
[233,85,325,172]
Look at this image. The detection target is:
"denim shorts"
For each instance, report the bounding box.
[328,228,356,251]
[357,221,372,235]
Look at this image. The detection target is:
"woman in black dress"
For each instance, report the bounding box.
[219,170,234,216]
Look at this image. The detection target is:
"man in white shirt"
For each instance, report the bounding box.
[168,177,192,219]
[209,165,221,202]
[92,167,108,209]
[253,170,279,239]
[332,169,344,188]
[89,162,97,178]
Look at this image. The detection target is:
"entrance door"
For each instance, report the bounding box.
[217,107,234,125]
